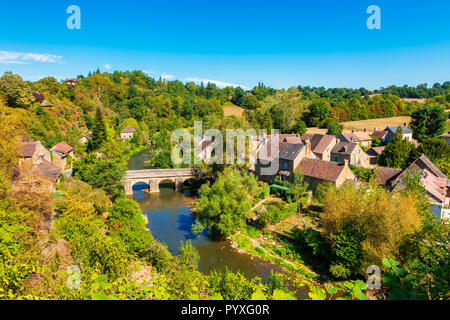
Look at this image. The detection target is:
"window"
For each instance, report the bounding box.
[283,160,288,170]
[332,155,340,162]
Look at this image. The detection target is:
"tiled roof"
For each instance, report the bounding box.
[121,125,137,133]
[297,158,346,182]
[421,169,447,203]
[404,154,448,181]
[371,130,387,139]
[309,134,336,155]
[373,167,402,186]
[51,142,73,154]
[278,143,304,160]
[281,134,302,144]
[367,146,385,157]
[36,160,61,183]
[195,139,213,153]
[331,141,358,155]
[393,154,449,202]
[339,131,372,143]
[21,142,37,157]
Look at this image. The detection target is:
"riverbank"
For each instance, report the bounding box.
[124,145,148,159]
[228,225,320,286]
[226,203,341,292]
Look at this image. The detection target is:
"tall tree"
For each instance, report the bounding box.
[410,105,448,142]
[0,72,33,108]
[91,107,107,150]
[306,99,331,126]
[195,168,259,236]
[378,127,416,169]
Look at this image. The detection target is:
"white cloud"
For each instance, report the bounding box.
[186,77,248,89]
[0,50,64,64]
[104,64,112,70]
[161,73,176,80]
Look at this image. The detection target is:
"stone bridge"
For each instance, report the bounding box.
[124,168,200,195]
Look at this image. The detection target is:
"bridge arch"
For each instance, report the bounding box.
[131,181,150,192]
[158,179,176,190]
[125,168,202,195]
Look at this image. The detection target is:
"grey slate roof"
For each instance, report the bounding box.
[278,143,304,160]
[331,141,358,155]
[385,125,412,134]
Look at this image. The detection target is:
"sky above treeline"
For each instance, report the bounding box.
[0,0,449,90]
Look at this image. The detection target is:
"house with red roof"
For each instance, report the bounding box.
[50,142,74,170]
[19,140,62,189]
[296,158,356,190]
[121,126,137,140]
[392,154,450,220]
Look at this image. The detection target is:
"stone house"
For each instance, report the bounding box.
[372,167,402,190]
[302,133,338,161]
[80,132,92,144]
[277,143,314,182]
[366,146,385,165]
[19,141,61,190]
[50,142,74,170]
[195,139,214,161]
[255,134,316,183]
[20,141,51,165]
[296,158,356,190]
[370,128,388,143]
[330,141,370,167]
[121,126,137,140]
[383,124,413,142]
[391,154,449,220]
[339,130,372,148]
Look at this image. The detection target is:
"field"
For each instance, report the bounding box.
[223,102,245,118]
[341,115,412,132]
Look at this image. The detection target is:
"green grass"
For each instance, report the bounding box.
[242,225,261,238]
[234,234,250,249]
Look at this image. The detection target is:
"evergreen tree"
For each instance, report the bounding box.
[410,105,448,142]
[91,108,107,150]
[378,127,416,169]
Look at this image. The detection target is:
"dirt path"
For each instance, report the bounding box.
[251,196,271,211]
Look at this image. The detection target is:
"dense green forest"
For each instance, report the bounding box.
[0,71,449,300]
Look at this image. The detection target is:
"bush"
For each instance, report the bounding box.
[329,264,352,279]
[294,227,330,260]
[313,181,334,203]
[259,202,298,227]
[110,197,144,224]
[258,184,270,200]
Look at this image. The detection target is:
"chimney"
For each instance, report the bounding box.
[343,159,349,167]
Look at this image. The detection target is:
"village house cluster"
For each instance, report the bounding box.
[19,139,74,192]
[198,124,450,220]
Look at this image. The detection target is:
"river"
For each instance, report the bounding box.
[128,148,309,299]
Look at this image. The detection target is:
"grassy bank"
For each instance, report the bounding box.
[228,208,324,285]
[124,144,147,159]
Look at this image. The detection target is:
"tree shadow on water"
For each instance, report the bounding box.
[177,213,200,240]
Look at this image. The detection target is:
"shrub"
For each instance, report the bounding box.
[259,202,298,227]
[110,197,144,224]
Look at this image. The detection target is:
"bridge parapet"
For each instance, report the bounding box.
[124,168,200,194]
[126,168,196,178]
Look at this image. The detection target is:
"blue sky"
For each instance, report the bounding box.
[0,0,449,89]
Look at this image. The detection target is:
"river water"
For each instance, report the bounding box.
[128,148,309,298]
